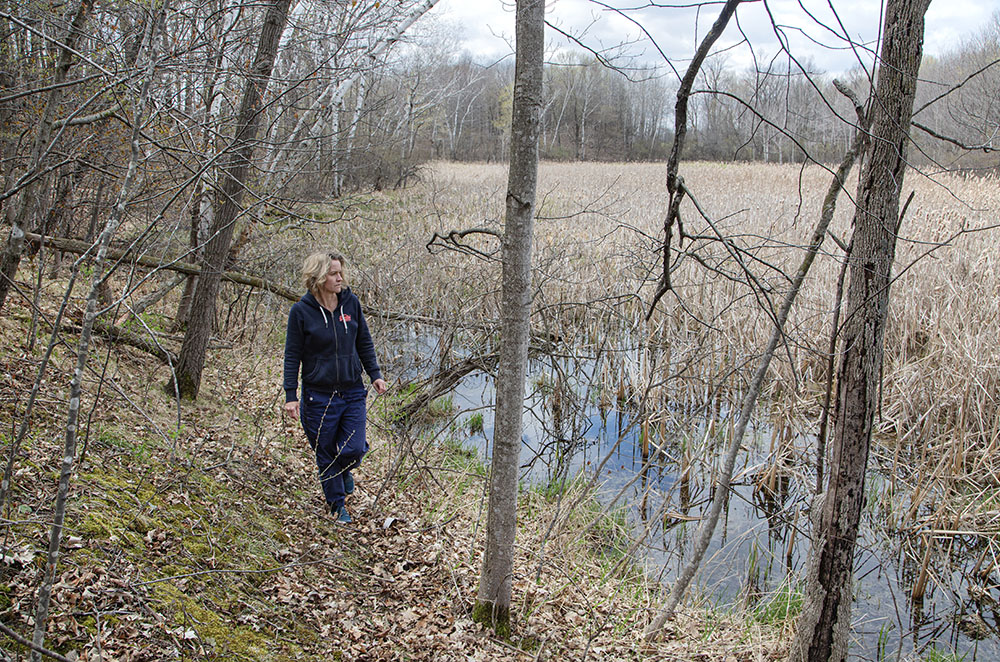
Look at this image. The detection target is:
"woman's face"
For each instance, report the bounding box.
[322,260,344,295]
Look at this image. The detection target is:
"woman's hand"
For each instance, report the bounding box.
[372,379,388,395]
[283,400,300,419]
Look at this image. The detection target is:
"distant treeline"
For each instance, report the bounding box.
[339,17,998,190]
[2,1,996,235]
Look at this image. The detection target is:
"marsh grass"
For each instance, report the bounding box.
[920,646,968,662]
[175,159,1000,654]
[749,578,804,626]
[304,161,1000,613]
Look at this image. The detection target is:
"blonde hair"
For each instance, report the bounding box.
[301,250,346,296]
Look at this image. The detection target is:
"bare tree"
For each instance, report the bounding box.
[473,0,543,636]
[259,0,441,196]
[169,0,294,400]
[30,6,164,656]
[0,0,94,313]
[790,0,932,660]
[438,58,491,159]
[913,12,1000,168]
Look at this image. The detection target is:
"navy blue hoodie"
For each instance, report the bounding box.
[283,288,382,402]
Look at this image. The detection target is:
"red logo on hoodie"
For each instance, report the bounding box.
[339,314,352,323]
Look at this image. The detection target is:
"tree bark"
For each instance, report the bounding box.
[473,0,543,636]
[790,1,931,660]
[29,5,162,656]
[0,0,94,314]
[173,183,210,329]
[170,0,293,399]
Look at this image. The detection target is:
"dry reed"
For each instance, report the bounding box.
[325,160,999,545]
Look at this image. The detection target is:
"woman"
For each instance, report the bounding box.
[283,251,387,523]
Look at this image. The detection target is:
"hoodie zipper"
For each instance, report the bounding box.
[332,299,343,381]
[310,293,349,383]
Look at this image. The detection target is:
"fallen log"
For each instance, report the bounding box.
[25,231,300,301]
[25,232,559,343]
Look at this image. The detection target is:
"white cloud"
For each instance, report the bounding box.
[428,0,1000,74]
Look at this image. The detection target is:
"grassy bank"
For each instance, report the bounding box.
[0,280,787,660]
[6,159,994,660]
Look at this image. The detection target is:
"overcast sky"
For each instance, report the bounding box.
[423,0,999,75]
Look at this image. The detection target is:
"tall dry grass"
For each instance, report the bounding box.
[316,160,999,537]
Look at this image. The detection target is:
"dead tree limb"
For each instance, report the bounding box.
[398,352,500,421]
[645,78,873,638]
[23,233,569,350]
[23,231,300,301]
[647,0,744,317]
[814,79,870,495]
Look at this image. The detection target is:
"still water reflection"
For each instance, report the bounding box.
[381,323,998,660]
[441,368,1000,661]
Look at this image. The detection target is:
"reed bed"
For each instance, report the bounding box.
[318,161,1000,543]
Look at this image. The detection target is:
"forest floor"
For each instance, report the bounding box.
[0,284,787,661]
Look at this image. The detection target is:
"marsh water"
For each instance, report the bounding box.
[386,330,1000,661]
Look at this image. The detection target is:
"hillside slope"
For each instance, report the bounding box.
[0,287,782,661]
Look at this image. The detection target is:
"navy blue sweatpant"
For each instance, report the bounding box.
[299,386,368,510]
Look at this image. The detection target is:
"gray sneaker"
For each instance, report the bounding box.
[344,470,355,495]
[332,504,352,524]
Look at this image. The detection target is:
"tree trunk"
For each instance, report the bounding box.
[473,0,543,637]
[30,6,162,656]
[175,7,225,329]
[0,0,94,314]
[173,185,211,329]
[170,0,293,399]
[790,1,931,660]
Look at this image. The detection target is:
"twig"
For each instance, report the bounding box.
[645,75,872,640]
[0,622,75,662]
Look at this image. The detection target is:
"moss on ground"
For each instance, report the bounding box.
[153,583,305,660]
[36,422,315,659]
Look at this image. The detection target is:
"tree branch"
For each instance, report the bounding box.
[24,232,300,301]
[912,121,997,152]
[0,622,74,662]
[53,106,123,127]
[648,0,744,317]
